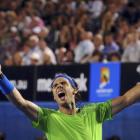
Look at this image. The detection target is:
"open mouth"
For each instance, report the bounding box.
[58,92,65,100]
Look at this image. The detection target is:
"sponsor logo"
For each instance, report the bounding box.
[136,65,140,74]
[96,67,113,97]
[11,80,28,90]
[99,67,110,88]
[37,73,88,92]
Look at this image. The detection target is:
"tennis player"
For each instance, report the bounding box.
[0,64,140,140]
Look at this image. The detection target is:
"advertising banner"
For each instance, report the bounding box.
[89,62,120,102]
[0,65,90,101]
[0,66,35,101]
[36,64,90,101]
[121,63,140,95]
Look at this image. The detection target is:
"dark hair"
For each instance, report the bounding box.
[51,73,78,90]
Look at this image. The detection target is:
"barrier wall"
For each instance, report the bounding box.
[103,103,140,140]
[0,102,140,140]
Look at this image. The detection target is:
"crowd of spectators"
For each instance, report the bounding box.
[0,0,140,66]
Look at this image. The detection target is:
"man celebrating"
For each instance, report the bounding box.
[0,64,140,140]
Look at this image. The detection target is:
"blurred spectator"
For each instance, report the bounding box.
[21,35,42,65]
[27,35,42,57]
[81,50,103,64]
[88,0,105,19]
[108,52,121,62]
[12,51,23,66]
[101,3,119,33]
[4,56,13,66]
[30,52,41,66]
[102,32,120,58]
[21,42,32,66]
[39,39,57,65]
[81,34,104,63]
[63,49,75,64]
[0,0,139,65]
[121,32,140,62]
[74,31,95,63]
[120,2,140,25]
[32,0,46,17]
[37,27,49,40]
[94,34,104,51]
[58,25,71,49]
[55,47,67,65]
[45,18,59,51]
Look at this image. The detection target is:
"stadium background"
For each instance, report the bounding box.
[0,0,140,139]
[0,63,140,140]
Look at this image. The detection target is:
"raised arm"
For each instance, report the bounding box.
[112,84,140,116]
[0,65,40,121]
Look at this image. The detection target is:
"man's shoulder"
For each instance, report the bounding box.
[81,101,112,110]
[81,103,98,111]
[38,107,58,116]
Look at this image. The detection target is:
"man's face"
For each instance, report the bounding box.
[105,35,113,44]
[51,77,76,106]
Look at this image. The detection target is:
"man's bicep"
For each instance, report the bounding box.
[25,100,41,121]
[7,88,40,121]
[111,96,127,116]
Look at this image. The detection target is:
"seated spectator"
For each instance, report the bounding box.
[121,32,140,62]
[12,52,23,66]
[30,52,41,65]
[74,31,95,63]
[80,33,104,63]
[3,56,13,66]
[43,50,56,65]
[63,49,75,64]
[108,52,121,62]
[102,32,120,60]
[55,47,67,65]
[0,0,139,65]
[101,3,119,33]
[39,39,57,65]
[94,34,104,51]
[37,27,49,40]
[120,2,140,25]
[88,0,105,19]
[58,25,71,49]
[81,50,103,63]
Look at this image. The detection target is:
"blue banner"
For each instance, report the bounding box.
[89,62,120,102]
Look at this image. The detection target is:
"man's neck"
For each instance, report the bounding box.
[59,103,77,115]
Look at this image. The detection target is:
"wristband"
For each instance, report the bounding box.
[0,73,14,95]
